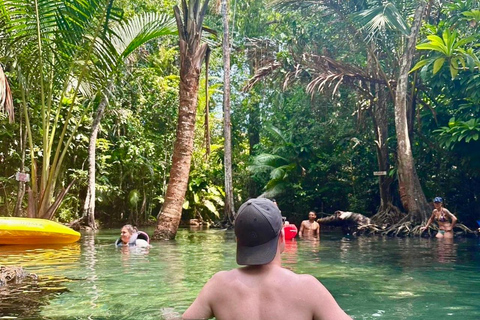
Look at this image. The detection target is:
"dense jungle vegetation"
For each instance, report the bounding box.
[0,0,479,234]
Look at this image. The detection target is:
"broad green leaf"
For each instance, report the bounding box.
[426,34,445,46]
[410,59,430,73]
[203,200,219,218]
[450,59,459,78]
[433,57,445,74]
[458,56,466,69]
[416,43,447,55]
[456,35,477,48]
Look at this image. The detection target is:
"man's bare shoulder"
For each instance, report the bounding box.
[208,269,235,283]
[290,273,331,294]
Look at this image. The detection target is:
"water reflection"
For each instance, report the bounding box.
[0,243,81,273]
[434,237,457,264]
[83,232,100,314]
[282,239,298,268]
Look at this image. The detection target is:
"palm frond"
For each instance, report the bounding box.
[352,2,410,41]
[270,163,296,180]
[264,180,288,196]
[248,153,290,174]
[111,12,176,59]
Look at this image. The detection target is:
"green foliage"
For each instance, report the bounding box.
[412,29,479,78]
[435,118,480,148]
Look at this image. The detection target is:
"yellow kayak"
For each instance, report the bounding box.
[0,217,81,245]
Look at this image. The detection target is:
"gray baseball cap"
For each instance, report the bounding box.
[234,198,283,265]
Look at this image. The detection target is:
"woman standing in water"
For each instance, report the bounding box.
[420,197,457,239]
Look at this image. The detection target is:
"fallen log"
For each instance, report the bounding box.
[317,210,379,235]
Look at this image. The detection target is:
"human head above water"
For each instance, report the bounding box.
[120,224,137,243]
[234,198,283,266]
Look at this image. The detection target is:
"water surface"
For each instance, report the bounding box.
[1,228,479,319]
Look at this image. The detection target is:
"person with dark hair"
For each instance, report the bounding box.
[183,198,350,320]
[421,197,457,239]
[299,211,320,239]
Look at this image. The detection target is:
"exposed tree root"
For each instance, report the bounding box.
[319,210,477,237]
[371,203,405,226]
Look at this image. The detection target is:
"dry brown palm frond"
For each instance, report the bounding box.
[0,64,14,123]
[243,61,281,92]
[243,38,395,94]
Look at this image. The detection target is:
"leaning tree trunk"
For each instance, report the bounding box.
[221,0,235,224]
[153,0,210,240]
[82,92,110,230]
[394,1,430,223]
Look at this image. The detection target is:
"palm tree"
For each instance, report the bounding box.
[0,0,123,219]
[82,13,176,229]
[152,0,210,240]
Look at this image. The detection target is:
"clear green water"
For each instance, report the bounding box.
[1,228,480,319]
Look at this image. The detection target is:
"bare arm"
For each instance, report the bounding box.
[183,274,219,320]
[314,222,320,238]
[299,221,305,237]
[299,275,351,320]
[445,209,457,230]
[420,212,435,231]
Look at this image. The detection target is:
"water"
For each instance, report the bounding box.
[1,228,480,319]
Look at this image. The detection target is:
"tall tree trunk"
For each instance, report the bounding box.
[221,0,235,224]
[14,104,27,216]
[372,86,391,210]
[394,1,430,223]
[247,58,260,198]
[153,0,210,240]
[366,47,392,212]
[82,91,110,230]
[247,99,260,198]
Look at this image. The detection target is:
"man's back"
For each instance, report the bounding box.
[184,264,350,320]
[182,199,350,320]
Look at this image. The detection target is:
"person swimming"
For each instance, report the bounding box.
[115,225,150,247]
[420,197,457,239]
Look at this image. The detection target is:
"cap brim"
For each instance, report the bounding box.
[236,234,279,265]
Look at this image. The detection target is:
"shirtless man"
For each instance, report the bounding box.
[299,211,320,239]
[420,197,457,239]
[183,198,350,320]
